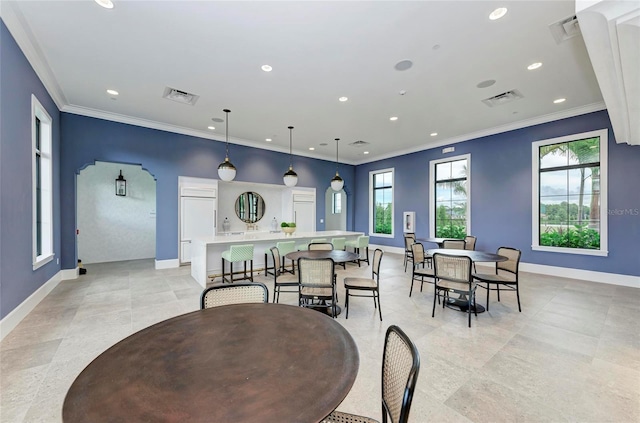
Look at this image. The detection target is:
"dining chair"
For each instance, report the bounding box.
[345,235,370,267]
[432,252,477,327]
[442,239,466,250]
[322,325,420,423]
[297,257,337,318]
[409,243,435,297]
[464,235,477,272]
[403,233,416,272]
[473,247,522,312]
[297,238,328,251]
[263,240,297,276]
[308,242,334,251]
[200,282,268,309]
[270,247,299,303]
[343,249,383,320]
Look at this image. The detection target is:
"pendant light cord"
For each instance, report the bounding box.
[224,109,230,158]
[335,138,340,173]
[288,126,294,167]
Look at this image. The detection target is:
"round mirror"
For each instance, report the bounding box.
[235,192,266,223]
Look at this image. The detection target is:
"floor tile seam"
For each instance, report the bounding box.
[504,332,597,367]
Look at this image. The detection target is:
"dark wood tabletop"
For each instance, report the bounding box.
[417,237,455,247]
[63,303,359,423]
[286,249,358,263]
[425,248,508,263]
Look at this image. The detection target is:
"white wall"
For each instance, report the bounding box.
[218,181,285,233]
[77,162,156,264]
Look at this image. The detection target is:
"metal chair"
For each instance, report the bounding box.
[200,282,268,309]
[409,243,435,297]
[432,252,477,327]
[308,242,334,251]
[221,244,254,283]
[473,247,522,312]
[345,235,370,267]
[297,238,328,251]
[264,240,297,276]
[403,233,416,272]
[442,239,466,249]
[298,257,337,318]
[323,325,420,423]
[464,235,477,250]
[270,247,299,303]
[344,249,384,320]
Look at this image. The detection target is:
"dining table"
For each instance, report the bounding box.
[417,237,455,248]
[425,248,508,313]
[62,303,359,423]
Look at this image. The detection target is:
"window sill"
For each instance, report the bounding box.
[532,245,608,257]
[33,253,54,270]
[371,233,394,239]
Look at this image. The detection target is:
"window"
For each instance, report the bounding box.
[332,192,342,214]
[532,129,608,256]
[369,168,393,237]
[429,154,470,238]
[32,95,54,269]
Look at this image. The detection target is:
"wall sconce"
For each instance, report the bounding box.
[115,170,126,196]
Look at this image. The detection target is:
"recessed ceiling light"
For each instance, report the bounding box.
[261,65,272,72]
[207,126,215,130]
[309,147,315,151]
[95,0,114,9]
[265,138,272,142]
[319,143,328,146]
[553,98,566,104]
[106,89,119,96]
[489,7,507,20]
[339,96,348,102]
[527,62,542,70]
[430,132,438,137]
[394,60,413,71]
[364,151,369,155]
[389,116,398,121]
[476,79,496,88]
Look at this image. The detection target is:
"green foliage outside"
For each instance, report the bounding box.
[374,203,392,234]
[435,223,466,238]
[542,202,590,224]
[540,224,600,249]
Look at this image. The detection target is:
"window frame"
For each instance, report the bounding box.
[368,168,394,238]
[332,191,342,214]
[429,154,471,238]
[531,128,608,256]
[32,95,54,270]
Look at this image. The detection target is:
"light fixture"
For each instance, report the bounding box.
[106,89,119,96]
[389,116,398,121]
[339,96,348,102]
[430,132,438,137]
[527,62,542,70]
[217,109,236,181]
[364,151,369,155]
[283,126,298,187]
[553,98,566,104]
[261,65,273,72]
[115,170,126,196]
[331,138,344,191]
[207,126,215,130]
[309,147,315,151]
[95,0,114,9]
[489,7,507,20]
[265,138,272,142]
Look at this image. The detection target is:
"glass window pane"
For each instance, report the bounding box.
[436,162,451,181]
[540,142,568,169]
[540,170,568,197]
[451,159,466,179]
[451,180,467,201]
[383,171,392,186]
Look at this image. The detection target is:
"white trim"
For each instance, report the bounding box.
[531,128,608,256]
[369,243,404,256]
[519,262,639,288]
[61,267,80,280]
[368,168,395,238]
[155,259,180,270]
[0,271,62,341]
[429,154,471,237]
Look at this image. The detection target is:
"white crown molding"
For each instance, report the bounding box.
[352,102,608,165]
[1,1,67,110]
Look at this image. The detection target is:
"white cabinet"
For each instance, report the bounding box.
[293,193,315,232]
[180,185,217,264]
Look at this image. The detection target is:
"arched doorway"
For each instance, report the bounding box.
[324,187,347,230]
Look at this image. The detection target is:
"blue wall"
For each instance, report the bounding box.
[59,114,356,269]
[1,21,62,319]
[354,110,640,277]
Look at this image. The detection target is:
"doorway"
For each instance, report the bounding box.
[324,188,347,231]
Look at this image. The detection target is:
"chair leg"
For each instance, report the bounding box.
[345,289,350,319]
[468,294,472,328]
[516,284,521,312]
[497,285,501,302]
[377,290,382,321]
[221,258,225,283]
[409,278,414,297]
[356,248,361,267]
[250,260,254,282]
[432,287,438,317]
[264,253,269,276]
[486,284,490,311]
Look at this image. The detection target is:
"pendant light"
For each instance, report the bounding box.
[283,126,298,187]
[330,138,344,191]
[217,109,236,181]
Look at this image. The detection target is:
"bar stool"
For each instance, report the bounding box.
[264,240,296,276]
[331,237,347,269]
[345,236,370,267]
[221,244,254,283]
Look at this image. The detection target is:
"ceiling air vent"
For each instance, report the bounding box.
[349,140,370,147]
[549,15,581,44]
[162,87,200,105]
[482,89,524,107]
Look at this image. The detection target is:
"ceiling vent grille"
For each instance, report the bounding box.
[163,87,200,105]
[549,15,581,44]
[349,140,370,147]
[482,89,524,107]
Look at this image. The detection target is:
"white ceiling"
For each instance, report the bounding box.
[2,0,607,164]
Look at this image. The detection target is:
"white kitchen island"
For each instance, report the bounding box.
[190,230,364,287]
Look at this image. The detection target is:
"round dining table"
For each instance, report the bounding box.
[417,237,455,247]
[425,248,508,313]
[63,303,359,423]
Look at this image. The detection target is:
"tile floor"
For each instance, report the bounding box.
[1,253,638,422]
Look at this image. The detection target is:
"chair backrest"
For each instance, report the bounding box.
[464,235,477,251]
[200,282,268,309]
[228,244,255,261]
[372,249,384,280]
[381,325,420,423]
[411,242,425,264]
[276,240,296,256]
[357,236,370,248]
[442,239,466,250]
[496,247,521,276]
[297,257,335,290]
[309,242,334,251]
[433,253,473,285]
[331,237,346,250]
[404,234,416,252]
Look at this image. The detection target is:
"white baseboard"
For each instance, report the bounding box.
[61,267,79,280]
[155,259,180,270]
[0,271,62,341]
[369,244,404,256]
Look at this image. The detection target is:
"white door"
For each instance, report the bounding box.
[293,201,315,232]
[180,196,216,263]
